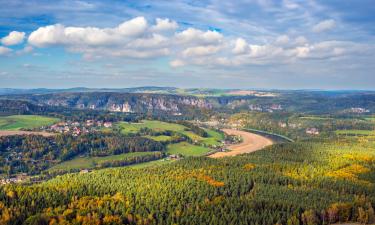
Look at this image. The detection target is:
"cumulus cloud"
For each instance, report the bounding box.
[28,17,172,59]
[232,38,250,54]
[175,28,223,45]
[0,46,12,55]
[182,45,221,57]
[28,17,148,48]
[151,18,178,32]
[312,19,336,33]
[25,16,366,67]
[275,35,290,46]
[1,31,25,46]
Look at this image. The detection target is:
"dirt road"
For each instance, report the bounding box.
[0,130,56,137]
[209,129,273,158]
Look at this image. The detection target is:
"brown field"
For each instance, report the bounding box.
[209,129,273,158]
[0,130,56,137]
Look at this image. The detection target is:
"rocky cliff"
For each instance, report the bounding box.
[5,92,212,114]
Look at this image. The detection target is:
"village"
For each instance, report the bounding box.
[45,120,113,136]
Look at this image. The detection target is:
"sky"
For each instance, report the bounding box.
[0,0,374,90]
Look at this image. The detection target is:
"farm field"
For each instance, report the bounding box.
[49,152,160,171]
[126,158,175,169]
[144,135,172,141]
[0,115,59,130]
[299,116,333,121]
[201,129,225,145]
[116,120,224,146]
[364,116,375,121]
[0,130,55,137]
[335,129,375,135]
[117,120,186,134]
[166,142,212,156]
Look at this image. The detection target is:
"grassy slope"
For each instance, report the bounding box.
[49,152,159,171]
[335,130,375,135]
[144,135,173,141]
[126,159,175,169]
[117,120,224,145]
[0,115,59,130]
[364,116,375,121]
[117,120,186,134]
[166,142,212,156]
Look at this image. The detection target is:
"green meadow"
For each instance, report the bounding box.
[0,115,59,130]
[335,129,375,135]
[117,120,186,134]
[166,142,212,156]
[116,120,224,146]
[49,152,159,171]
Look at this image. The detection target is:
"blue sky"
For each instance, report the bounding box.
[0,0,374,89]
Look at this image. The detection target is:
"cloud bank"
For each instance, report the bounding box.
[17,16,367,68]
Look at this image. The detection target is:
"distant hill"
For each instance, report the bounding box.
[1,90,374,115]
[0,92,211,115]
[0,99,53,116]
[0,87,179,95]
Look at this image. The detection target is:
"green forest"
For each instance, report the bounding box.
[0,91,374,224]
[0,135,374,224]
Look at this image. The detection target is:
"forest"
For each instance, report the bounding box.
[0,135,374,224]
[0,133,164,175]
[0,90,374,224]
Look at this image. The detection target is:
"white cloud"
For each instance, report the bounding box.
[25,17,369,67]
[28,17,148,48]
[175,28,223,45]
[151,18,178,32]
[28,24,66,47]
[117,17,148,36]
[275,35,290,46]
[170,59,185,67]
[28,17,170,58]
[312,19,336,33]
[294,36,308,45]
[283,0,299,9]
[0,46,12,55]
[232,38,250,54]
[182,45,221,57]
[1,31,25,46]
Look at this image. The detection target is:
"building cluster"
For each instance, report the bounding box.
[47,120,113,136]
[278,122,301,129]
[249,104,283,113]
[1,173,28,185]
[306,128,320,135]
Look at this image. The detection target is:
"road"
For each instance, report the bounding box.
[209,129,274,158]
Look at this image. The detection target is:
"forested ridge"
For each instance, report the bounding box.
[0,135,374,224]
[0,133,164,176]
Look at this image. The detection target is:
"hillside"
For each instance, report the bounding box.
[1,90,375,115]
[1,135,374,224]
